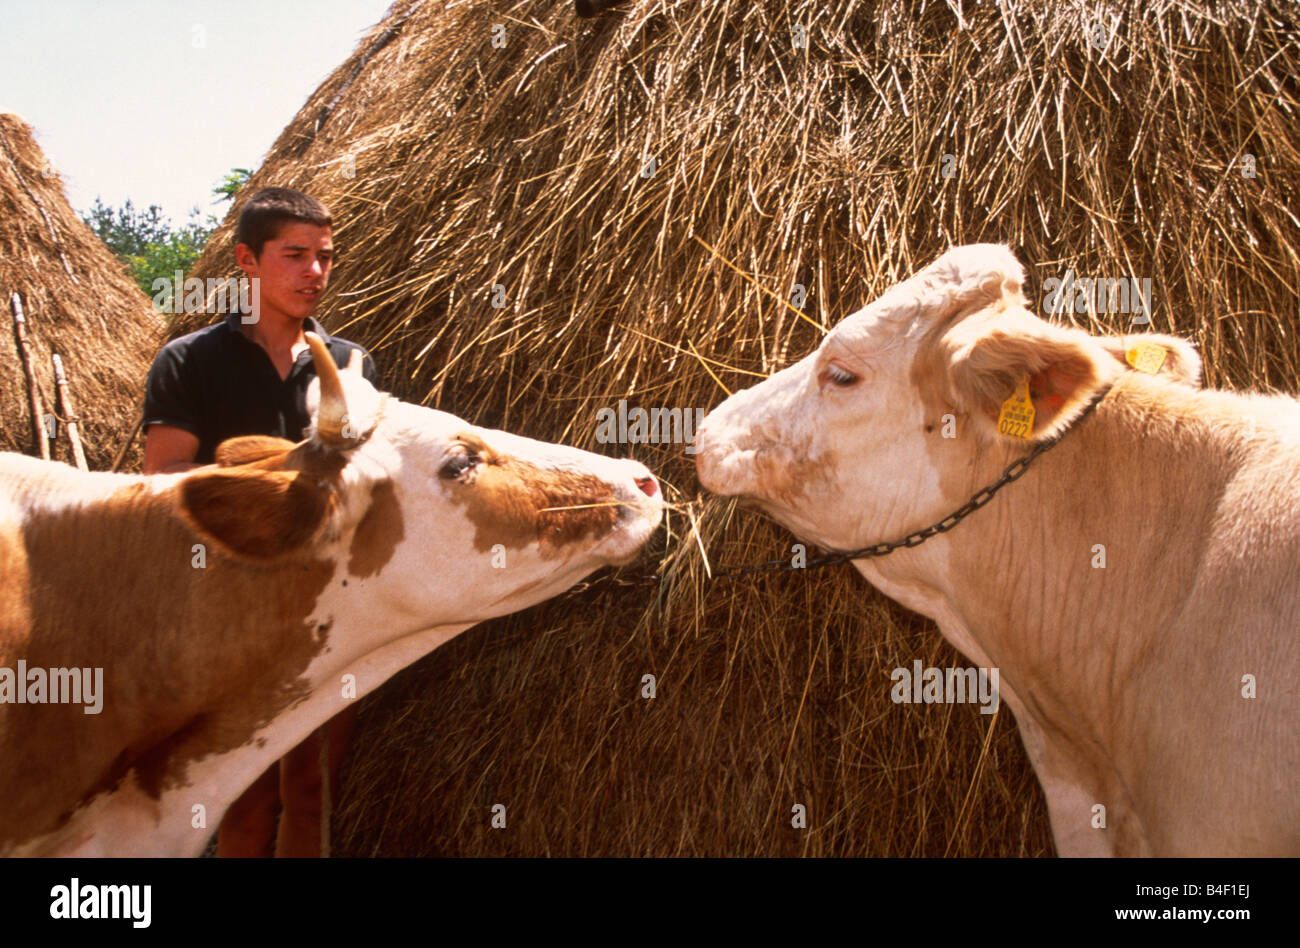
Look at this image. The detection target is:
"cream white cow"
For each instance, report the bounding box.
[0,334,663,856]
[695,244,1300,856]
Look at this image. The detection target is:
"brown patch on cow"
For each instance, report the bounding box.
[908,294,996,423]
[84,712,213,807]
[908,313,990,509]
[750,441,833,509]
[445,432,620,554]
[179,441,349,561]
[179,470,336,561]
[348,480,404,578]
[0,472,335,854]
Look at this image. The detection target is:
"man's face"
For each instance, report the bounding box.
[237,222,333,321]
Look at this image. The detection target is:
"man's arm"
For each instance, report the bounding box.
[142,343,204,474]
[143,424,201,474]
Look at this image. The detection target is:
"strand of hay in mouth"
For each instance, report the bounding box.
[177,0,1297,855]
[0,113,163,470]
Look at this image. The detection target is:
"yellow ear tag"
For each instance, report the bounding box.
[1126,343,1167,374]
[997,378,1035,440]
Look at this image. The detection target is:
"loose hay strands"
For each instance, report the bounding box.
[690,234,829,334]
[179,0,1298,856]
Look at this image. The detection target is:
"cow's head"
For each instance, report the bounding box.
[694,244,1199,550]
[174,333,664,628]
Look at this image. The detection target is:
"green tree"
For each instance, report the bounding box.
[82,167,253,311]
[125,212,214,311]
[83,198,171,259]
[213,168,253,204]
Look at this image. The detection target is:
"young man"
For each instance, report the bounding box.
[143,187,377,857]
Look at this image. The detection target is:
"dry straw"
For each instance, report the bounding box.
[179,0,1299,854]
[0,113,163,470]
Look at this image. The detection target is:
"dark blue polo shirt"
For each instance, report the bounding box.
[143,313,380,464]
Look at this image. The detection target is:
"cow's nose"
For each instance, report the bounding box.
[634,475,659,498]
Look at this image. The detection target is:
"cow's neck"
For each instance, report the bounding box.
[857,375,1240,750]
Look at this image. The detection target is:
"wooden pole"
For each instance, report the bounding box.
[51,353,88,471]
[109,411,144,473]
[10,293,50,460]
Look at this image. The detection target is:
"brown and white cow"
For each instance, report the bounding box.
[695,244,1300,857]
[0,333,663,856]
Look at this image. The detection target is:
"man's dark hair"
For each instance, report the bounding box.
[235,187,332,258]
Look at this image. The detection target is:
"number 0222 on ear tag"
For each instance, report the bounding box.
[997,378,1035,440]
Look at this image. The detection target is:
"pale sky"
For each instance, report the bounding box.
[1,0,394,225]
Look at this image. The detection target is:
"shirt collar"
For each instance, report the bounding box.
[223,311,331,345]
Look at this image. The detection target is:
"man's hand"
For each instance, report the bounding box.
[143,424,201,474]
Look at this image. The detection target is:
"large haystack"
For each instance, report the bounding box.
[183,0,1299,855]
[0,113,163,470]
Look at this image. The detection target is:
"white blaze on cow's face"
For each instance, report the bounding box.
[695,244,1201,550]
[318,399,665,632]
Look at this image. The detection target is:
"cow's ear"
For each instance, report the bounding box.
[214,435,299,468]
[177,468,335,560]
[948,324,1114,443]
[1095,332,1202,387]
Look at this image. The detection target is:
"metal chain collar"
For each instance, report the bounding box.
[713,386,1112,577]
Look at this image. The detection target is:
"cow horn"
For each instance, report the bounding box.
[346,348,363,375]
[306,332,351,447]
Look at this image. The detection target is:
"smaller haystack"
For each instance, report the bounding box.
[0,113,163,470]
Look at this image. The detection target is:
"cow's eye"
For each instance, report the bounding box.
[824,363,859,387]
[439,445,479,479]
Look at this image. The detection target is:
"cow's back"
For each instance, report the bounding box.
[1141,404,1300,853]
